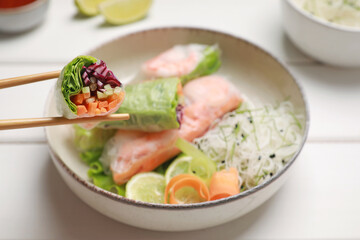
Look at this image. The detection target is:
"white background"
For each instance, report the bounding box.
[1,0,360,239]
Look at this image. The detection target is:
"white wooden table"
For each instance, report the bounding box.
[1,0,360,239]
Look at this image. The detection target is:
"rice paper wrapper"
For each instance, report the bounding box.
[97,77,182,132]
[142,44,221,85]
[181,44,221,85]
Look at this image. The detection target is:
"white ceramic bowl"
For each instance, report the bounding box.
[282,0,360,67]
[45,27,309,231]
[0,0,49,33]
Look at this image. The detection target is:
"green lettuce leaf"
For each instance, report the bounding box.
[98,77,182,131]
[88,161,125,196]
[73,125,116,164]
[60,55,97,114]
[181,45,221,85]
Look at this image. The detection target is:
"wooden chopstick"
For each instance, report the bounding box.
[0,70,61,89]
[0,113,130,130]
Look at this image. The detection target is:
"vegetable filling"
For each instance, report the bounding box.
[71,60,124,117]
[176,104,184,125]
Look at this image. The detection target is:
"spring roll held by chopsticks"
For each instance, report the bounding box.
[55,56,125,119]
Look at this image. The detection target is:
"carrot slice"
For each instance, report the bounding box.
[76,105,87,116]
[98,101,109,109]
[107,94,119,103]
[108,100,118,111]
[83,92,91,99]
[164,174,210,204]
[71,94,84,105]
[177,82,183,96]
[87,102,98,116]
[209,167,240,201]
[118,91,125,100]
[95,108,101,115]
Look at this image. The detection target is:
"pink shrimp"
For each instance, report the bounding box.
[142,44,206,79]
[108,76,242,184]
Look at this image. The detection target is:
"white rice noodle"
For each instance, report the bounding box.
[193,100,304,191]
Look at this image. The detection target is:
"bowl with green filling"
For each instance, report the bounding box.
[282,0,360,67]
[45,27,309,231]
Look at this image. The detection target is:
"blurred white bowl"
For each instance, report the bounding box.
[282,0,360,67]
[0,0,49,33]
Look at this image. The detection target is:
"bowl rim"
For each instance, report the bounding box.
[0,0,48,14]
[45,26,310,210]
[285,0,360,33]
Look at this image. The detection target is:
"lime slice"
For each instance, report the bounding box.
[126,172,165,203]
[99,0,152,25]
[75,0,108,16]
[165,155,192,183]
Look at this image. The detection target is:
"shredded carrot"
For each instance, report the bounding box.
[108,94,119,103]
[76,105,87,116]
[108,100,118,111]
[164,174,210,204]
[209,167,240,201]
[177,82,183,96]
[72,93,84,105]
[118,91,125,101]
[87,102,98,116]
[98,101,109,109]
[115,92,124,105]
[83,92,91,99]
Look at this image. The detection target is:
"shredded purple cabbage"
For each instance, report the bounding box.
[176,104,184,126]
[81,60,121,92]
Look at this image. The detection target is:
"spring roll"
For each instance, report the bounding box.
[97,77,183,132]
[55,56,124,119]
[142,44,221,85]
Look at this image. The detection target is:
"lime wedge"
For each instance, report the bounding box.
[75,0,108,16]
[125,172,165,203]
[99,0,152,25]
[165,155,192,183]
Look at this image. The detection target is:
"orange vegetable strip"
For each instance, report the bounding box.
[95,108,101,115]
[83,92,91,99]
[115,91,125,105]
[119,91,125,99]
[209,167,240,201]
[100,107,107,113]
[164,174,210,204]
[87,102,98,116]
[108,94,119,103]
[108,100,118,111]
[117,91,125,102]
[177,82,183,96]
[76,105,87,116]
[72,93,84,105]
[98,101,109,109]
